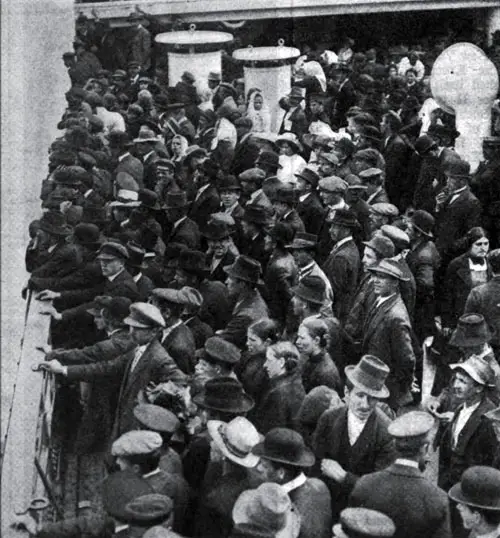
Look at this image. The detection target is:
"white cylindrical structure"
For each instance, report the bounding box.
[431,43,499,171]
[155,26,233,94]
[233,43,301,132]
[487,7,500,46]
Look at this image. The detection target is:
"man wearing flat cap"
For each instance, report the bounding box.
[437,355,497,492]
[322,208,361,322]
[449,466,500,538]
[112,430,189,533]
[333,507,396,538]
[363,259,417,410]
[43,302,186,439]
[434,158,482,264]
[312,355,395,521]
[350,411,452,538]
[360,168,389,206]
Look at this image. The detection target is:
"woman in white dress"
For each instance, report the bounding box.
[246,89,271,133]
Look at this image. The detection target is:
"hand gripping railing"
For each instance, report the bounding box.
[1,291,61,536]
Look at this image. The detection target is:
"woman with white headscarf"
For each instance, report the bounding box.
[246,89,271,133]
[293,60,327,119]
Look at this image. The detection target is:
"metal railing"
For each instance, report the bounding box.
[1,293,61,536]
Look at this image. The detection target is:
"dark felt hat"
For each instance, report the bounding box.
[444,159,470,179]
[414,135,438,155]
[164,191,189,209]
[39,211,72,236]
[449,314,493,347]
[285,232,317,250]
[218,174,241,191]
[73,223,101,247]
[275,184,297,205]
[295,167,320,188]
[202,220,232,241]
[411,209,434,237]
[449,466,500,511]
[252,428,315,468]
[193,377,254,413]
[126,241,147,269]
[139,189,162,210]
[223,255,262,284]
[243,205,272,226]
[292,275,326,305]
[177,249,209,276]
[329,208,360,229]
[255,151,281,171]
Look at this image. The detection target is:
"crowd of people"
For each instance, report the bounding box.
[11,10,500,538]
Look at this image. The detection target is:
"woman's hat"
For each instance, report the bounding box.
[276,132,302,154]
[291,275,326,305]
[224,255,262,285]
[252,428,315,468]
[344,355,390,398]
[193,377,254,413]
[208,417,262,467]
[449,313,493,348]
[449,466,500,511]
[232,483,301,538]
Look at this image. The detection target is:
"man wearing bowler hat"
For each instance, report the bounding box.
[406,210,441,341]
[437,355,497,492]
[273,184,305,235]
[295,167,325,236]
[322,208,361,323]
[217,255,269,349]
[465,249,500,355]
[363,259,416,410]
[240,205,273,270]
[250,427,332,538]
[312,355,395,521]
[434,158,482,264]
[126,241,155,301]
[350,411,452,538]
[203,220,237,283]
[163,191,201,250]
[42,302,186,440]
[448,466,500,538]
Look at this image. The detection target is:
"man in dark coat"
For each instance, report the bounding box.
[42,303,186,440]
[406,210,441,342]
[126,241,155,301]
[434,159,482,266]
[278,86,308,138]
[163,191,201,250]
[239,204,273,271]
[188,159,221,228]
[331,64,357,129]
[150,288,197,375]
[251,428,333,538]
[273,184,305,235]
[437,355,498,492]
[175,71,201,128]
[312,355,395,522]
[230,120,261,177]
[363,259,416,410]
[295,167,325,236]
[380,111,412,210]
[133,126,161,191]
[350,411,452,538]
[217,255,269,349]
[322,208,360,323]
[110,130,144,189]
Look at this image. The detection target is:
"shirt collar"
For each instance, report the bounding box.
[395,458,419,469]
[299,261,315,275]
[133,272,143,283]
[107,328,123,336]
[173,215,187,229]
[451,186,467,196]
[143,467,162,478]
[376,293,396,308]
[114,523,130,534]
[118,151,130,162]
[334,236,353,249]
[161,320,182,342]
[47,244,58,254]
[299,192,311,202]
[143,150,155,161]
[281,472,307,493]
[107,268,125,282]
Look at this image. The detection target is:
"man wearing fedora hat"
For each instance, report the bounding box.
[132,127,162,191]
[465,250,500,355]
[218,174,245,225]
[312,355,395,521]
[406,210,441,341]
[150,288,197,375]
[350,411,452,538]
[331,64,356,130]
[273,184,305,235]
[163,190,201,250]
[322,208,361,323]
[126,241,155,301]
[249,427,332,538]
[193,417,262,538]
[278,86,308,138]
[448,466,500,538]
[217,255,269,349]
[361,259,417,410]
[203,220,237,283]
[295,167,325,236]
[437,355,498,493]
[240,205,273,270]
[42,302,186,440]
[434,158,482,264]
[110,130,145,188]
[188,160,221,229]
